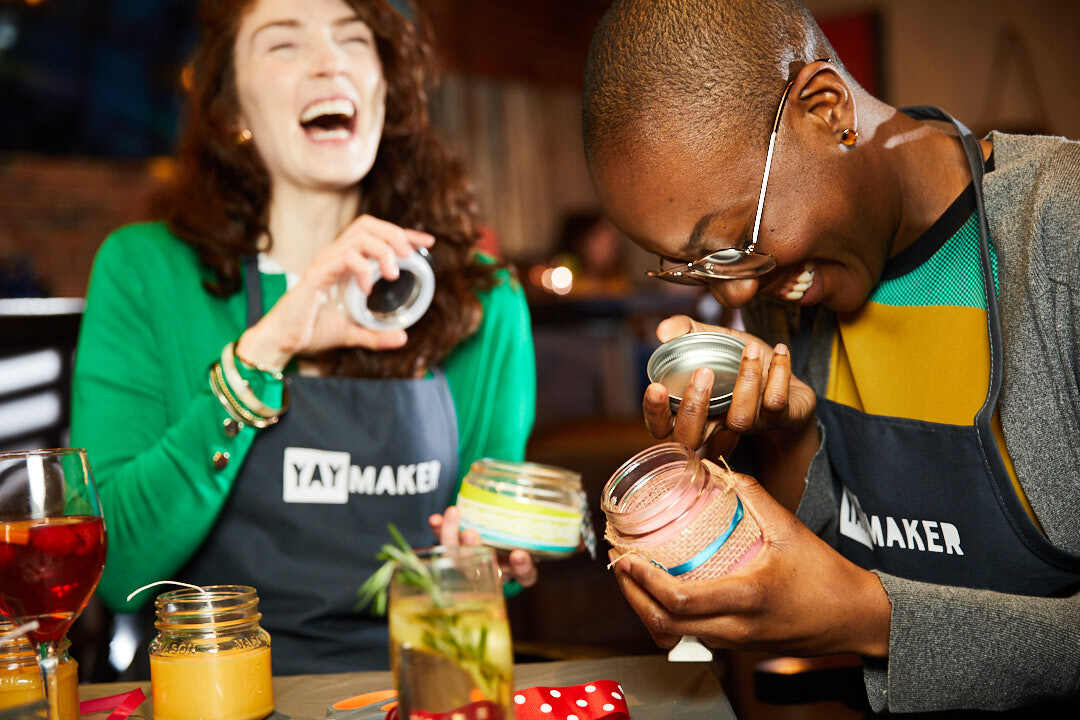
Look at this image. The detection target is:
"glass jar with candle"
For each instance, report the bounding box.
[457,459,587,558]
[0,626,76,720]
[149,585,273,720]
[602,443,763,580]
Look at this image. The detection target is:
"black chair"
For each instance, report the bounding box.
[0,298,83,451]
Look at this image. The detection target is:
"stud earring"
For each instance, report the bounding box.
[840,128,858,146]
[236,128,253,144]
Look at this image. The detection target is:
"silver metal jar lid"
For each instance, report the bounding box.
[344,248,435,330]
[646,332,746,417]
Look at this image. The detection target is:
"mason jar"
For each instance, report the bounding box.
[602,443,763,581]
[457,458,587,558]
[149,585,273,720]
[0,625,76,720]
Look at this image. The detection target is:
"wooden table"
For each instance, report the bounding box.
[79,655,736,719]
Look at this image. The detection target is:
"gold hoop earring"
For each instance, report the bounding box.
[840,128,858,147]
[236,128,253,145]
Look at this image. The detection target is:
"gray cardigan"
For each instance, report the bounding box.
[750,131,1080,713]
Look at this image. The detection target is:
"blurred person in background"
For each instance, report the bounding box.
[584,0,1079,713]
[554,211,629,296]
[73,0,537,674]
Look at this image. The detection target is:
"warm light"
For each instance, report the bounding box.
[528,264,546,287]
[147,156,177,183]
[25,0,45,6]
[550,265,573,295]
[540,268,553,291]
[180,64,194,92]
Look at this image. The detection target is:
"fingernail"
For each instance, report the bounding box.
[746,343,761,360]
[693,367,713,391]
[774,343,789,356]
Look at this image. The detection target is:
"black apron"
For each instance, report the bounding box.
[182,259,460,674]
[783,109,1080,718]
[805,108,1080,597]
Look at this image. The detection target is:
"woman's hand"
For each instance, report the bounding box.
[428,506,538,588]
[610,464,891,658]
[643,315,816,458]
[236,214,435,371]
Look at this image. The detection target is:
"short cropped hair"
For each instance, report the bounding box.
[583,0,840,160]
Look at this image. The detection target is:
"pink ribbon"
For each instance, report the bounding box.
[79,688,146,720]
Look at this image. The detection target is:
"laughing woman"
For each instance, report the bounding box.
[72,0,536,673]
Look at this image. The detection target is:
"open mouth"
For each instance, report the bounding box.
[298,98,356,142]
[772,261,817,303]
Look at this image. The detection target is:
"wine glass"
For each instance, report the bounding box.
[0,449,106,720]
[388,545,513,719]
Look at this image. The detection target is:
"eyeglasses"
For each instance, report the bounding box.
[647,78,797,284]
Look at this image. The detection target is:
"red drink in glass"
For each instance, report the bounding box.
[0,516,106,644]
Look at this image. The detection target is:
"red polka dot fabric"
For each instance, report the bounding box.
[384,680,630,719]
[513,681,629,720]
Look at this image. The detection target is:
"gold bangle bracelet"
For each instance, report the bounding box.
[221,342,279,418]
[208,363,247,427]
[223,346,291,419]
[216,363,277,429]
[211,362,278,429]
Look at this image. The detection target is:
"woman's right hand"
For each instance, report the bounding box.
[236,214,435,371]
[643,315,816,458]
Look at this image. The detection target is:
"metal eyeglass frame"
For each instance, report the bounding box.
[647,78,800,284]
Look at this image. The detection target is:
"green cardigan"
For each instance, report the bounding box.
[73,222,536,612]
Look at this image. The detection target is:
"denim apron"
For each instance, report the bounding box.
[182,259,459,674]
[782,108,1080,717]
[805,108,1080,597]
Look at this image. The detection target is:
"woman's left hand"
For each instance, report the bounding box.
[610,463,890,658]
[429,506,539,588]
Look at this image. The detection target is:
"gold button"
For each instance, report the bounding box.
[212,451,230,470]
[223,418,240,437]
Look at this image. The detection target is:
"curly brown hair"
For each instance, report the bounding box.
[165,0,498,378]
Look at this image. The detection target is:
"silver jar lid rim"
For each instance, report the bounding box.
[646,332,746,416]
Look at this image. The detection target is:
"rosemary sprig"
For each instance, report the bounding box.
[355,523,445,615]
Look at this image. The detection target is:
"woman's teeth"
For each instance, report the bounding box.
[298,98,356,141]
[784,263,815,301]
[308,127,351,140]
[299,98,355,124]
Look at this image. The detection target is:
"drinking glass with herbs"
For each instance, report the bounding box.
[359,526,513,719]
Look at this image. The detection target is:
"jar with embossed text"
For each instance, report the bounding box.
[0,622,77,720]
[148,585,273,720]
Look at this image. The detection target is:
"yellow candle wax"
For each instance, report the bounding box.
[0,662,42,711]
[150,645,273,720]
[0,656,77,720]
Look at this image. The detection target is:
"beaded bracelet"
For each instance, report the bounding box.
[233,342,285,380]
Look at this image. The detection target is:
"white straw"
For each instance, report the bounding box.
[0,621,40,642]
[126,580,208,603]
